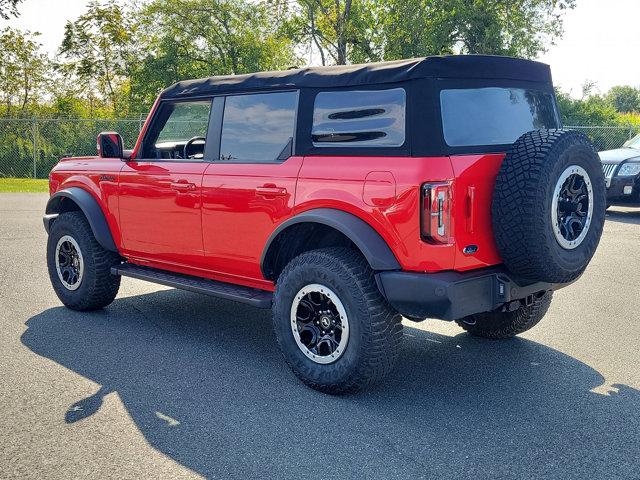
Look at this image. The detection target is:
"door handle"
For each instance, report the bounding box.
[256,185,287,197]
[171,181,196,192]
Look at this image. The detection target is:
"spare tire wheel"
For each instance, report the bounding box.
[492,129,606,283]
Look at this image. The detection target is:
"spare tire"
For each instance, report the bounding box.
[492,129,606,283]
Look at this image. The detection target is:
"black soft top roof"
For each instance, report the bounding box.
[160,55,552,99]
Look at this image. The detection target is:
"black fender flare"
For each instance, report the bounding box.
[44,187,118,252]
[261,208,401,277]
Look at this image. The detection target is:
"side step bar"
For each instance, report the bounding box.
[111,264,273,309]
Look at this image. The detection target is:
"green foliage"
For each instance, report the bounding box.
[128,0,297,110]
[556,90,620,127]
[377,0,455,59]
[0,28,50,114]
[0,0,631,178]
[58,0,135,114]
[607,86,640,114]
[443,0,575,58]
[556,88,640,151]
[0,0,23,20]
[285,0,575,65]
[283,0,382,65]
[0,0,580,113]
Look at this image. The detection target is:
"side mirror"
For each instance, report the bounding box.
[97,132,123,159]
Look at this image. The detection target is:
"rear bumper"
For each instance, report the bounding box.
[376,266,572,321]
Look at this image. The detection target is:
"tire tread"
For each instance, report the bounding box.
[273,247,402,394]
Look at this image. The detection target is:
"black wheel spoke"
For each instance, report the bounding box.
[291,285,348,363]
[56,237,83,289]
[554,170,592,248]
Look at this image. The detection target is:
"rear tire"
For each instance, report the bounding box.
[272,247,403,394]
[456,292,553,339]
[47,211,121,311]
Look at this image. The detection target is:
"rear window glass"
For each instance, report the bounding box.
[312,88,406,147]
[440,87,559,147]
[219,91,297,163]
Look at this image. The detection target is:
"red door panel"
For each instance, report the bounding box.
[200,156,303,287]
[118,161,208,267]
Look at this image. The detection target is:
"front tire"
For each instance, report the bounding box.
[47,211,121,311]
[455,291,553,339]
[272,247,403,394]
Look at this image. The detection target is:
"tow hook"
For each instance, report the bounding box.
[503,294,535,312]
[524,294,535,307]
[503,300,521,312]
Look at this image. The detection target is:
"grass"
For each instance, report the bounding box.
[0,178,49,193]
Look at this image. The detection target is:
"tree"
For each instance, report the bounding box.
[377,0,455,59]
[58,1,135,114]
[0,28,50,114]
[128,0,297,110]
[607,86,640,113]
[556,89,619,127]
[286,0,575,65]
[0,0,23,19]
[284,0,380,65]
[379,0,575,60]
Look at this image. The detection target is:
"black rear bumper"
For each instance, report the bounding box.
[375,266,572,321]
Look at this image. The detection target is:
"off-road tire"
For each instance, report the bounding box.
[456,291,553,339]
[47,211,121,311]
[272,247,403,395]
[492,129,606,283]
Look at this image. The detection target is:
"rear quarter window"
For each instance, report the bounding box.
[440,87,559,147]
[312,88,406,147]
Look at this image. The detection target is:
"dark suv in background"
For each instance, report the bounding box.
[600,133,640,207]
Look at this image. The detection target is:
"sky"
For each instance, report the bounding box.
[2,0,639,98]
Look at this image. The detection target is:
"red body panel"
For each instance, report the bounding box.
[295,155,456,272]
[118,161,208,267]
[49,135,506,291]
[449,154,505,270]
[49,157,124,250]
[200,156,303,290]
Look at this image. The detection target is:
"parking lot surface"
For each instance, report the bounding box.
[0,193,638,479]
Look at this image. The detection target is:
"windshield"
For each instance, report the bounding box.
[624,133,640,149]
[440,87,560,147]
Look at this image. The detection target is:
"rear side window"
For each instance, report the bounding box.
[312,88,406,147]
[219,91,298,163]
[440,87,559,147]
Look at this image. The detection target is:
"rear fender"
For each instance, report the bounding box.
[261,208,401,278]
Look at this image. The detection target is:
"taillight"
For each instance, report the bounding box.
[421,182,452,244]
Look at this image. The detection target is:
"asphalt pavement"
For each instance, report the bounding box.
[0,193,638,479]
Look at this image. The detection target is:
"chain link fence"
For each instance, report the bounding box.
[0,117,639,179]
[566,125,640,152]
[0,117,144,179]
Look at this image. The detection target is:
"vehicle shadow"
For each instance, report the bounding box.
[22,290,639,479]
[606,207,640,225]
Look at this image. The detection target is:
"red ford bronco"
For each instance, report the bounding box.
[44,55,606,394]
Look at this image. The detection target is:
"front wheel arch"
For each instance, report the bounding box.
[45,187,118,253]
